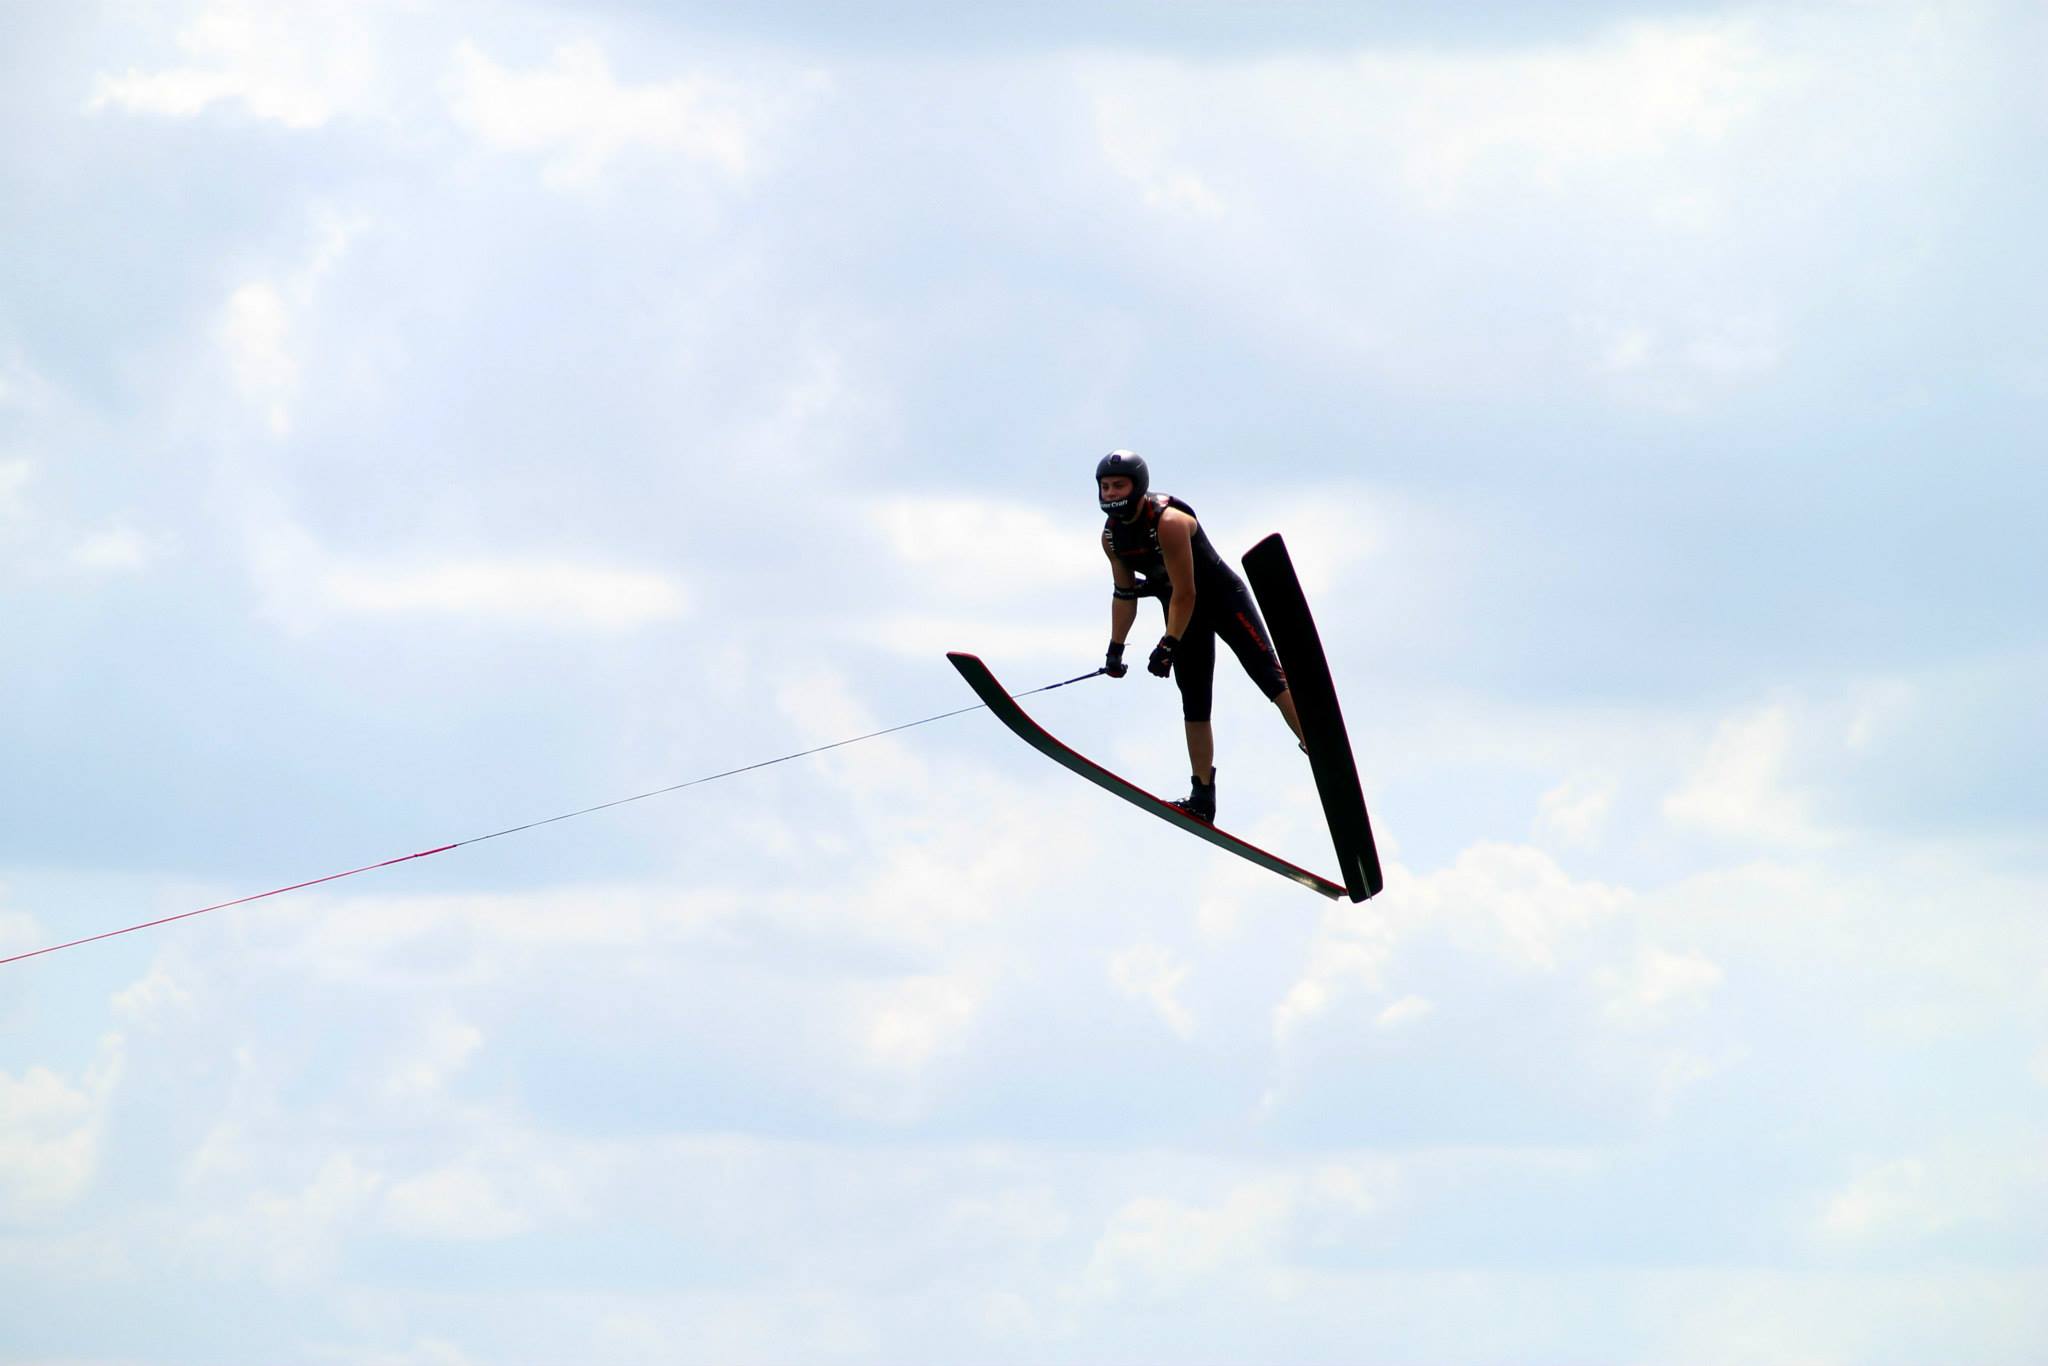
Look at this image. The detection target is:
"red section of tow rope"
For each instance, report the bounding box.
[0,667,1106,968]
[0,846,458,967]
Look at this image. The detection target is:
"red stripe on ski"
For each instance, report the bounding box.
[948,652,1343,900]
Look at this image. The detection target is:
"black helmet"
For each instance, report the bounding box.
[1095,449,1149,520]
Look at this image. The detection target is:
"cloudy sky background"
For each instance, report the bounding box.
[3,0,2045,1361]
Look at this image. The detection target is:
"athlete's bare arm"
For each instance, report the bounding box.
[1159,509,1197,639]
[1103,532,1138,644]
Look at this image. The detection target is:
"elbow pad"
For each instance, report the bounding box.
[1112,585,1140,601]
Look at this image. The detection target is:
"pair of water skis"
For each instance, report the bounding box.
[949,534,1383,903]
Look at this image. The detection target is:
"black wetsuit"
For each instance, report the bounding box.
[1104,493,1288,722]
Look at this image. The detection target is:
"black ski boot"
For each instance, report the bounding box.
[1169,770,1217,823]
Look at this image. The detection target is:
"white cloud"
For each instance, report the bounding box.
[1821,1145,2048,1247]
[1844,678,1916,752]
[859,973,983,1074]
[0,458,30,522]
[1094,78,1229,219]
[7,1,2042,1357]
[1109,942,1196,1038]
[771,669,944,816]
[1227,491,1391,600]
[1374,993,1433,1029]
[1600,946,1723,1028]
[1072,6,1977,408]
[941,1186,1072,1251]
[1194,895,1242,942]
[1273,919,1393,1042]
[1686,311,1784,376]
[444,40,753,187]
[1536,774,1616,848]
[1664,704,1827,845]
[215,211,367,435]
[1582,318,1657,374]
[221,282,297,435]
[281,1151,385,1225]
[321,557,689,628]
[69,523,154,573]
[1085,1180,1293,1301]
[183,1151,386,1284]
[380,1164,532,1241]
[88,0,382,129]
[0,1039,124,1221]
[867,613,1098,665]
[1087,6,1766,226]
[112,965,195,1026]
[382,1011,485,1101]
[1409,841,1630,971]
[242,509,689,632]
[0,904,45,958]
[1360,20,1776,210]
[1572,307,1784,409]
[1276,841,1628,1048]
[1085,1164,1392,1302]
[326,1339,478,1366]
[0,1067,96,1211]
[868,495,1099,596]
[857,495,1111,663]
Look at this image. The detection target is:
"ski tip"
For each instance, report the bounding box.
[946,652,995,691]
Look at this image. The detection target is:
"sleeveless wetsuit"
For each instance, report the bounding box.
[1103,493,1288,722]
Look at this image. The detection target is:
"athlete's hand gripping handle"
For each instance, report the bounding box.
[1104,641,1129,678]
[1148,634,1178,678]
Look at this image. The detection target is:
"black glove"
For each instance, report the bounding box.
[1147,634,1178,677]
[1104,642,1128,678]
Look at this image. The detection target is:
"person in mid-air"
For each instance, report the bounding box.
[1096,449,1304,822]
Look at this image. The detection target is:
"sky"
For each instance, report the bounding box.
[2,0,2045,1361]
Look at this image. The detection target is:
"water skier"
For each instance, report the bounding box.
[1095,450,1305,822]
